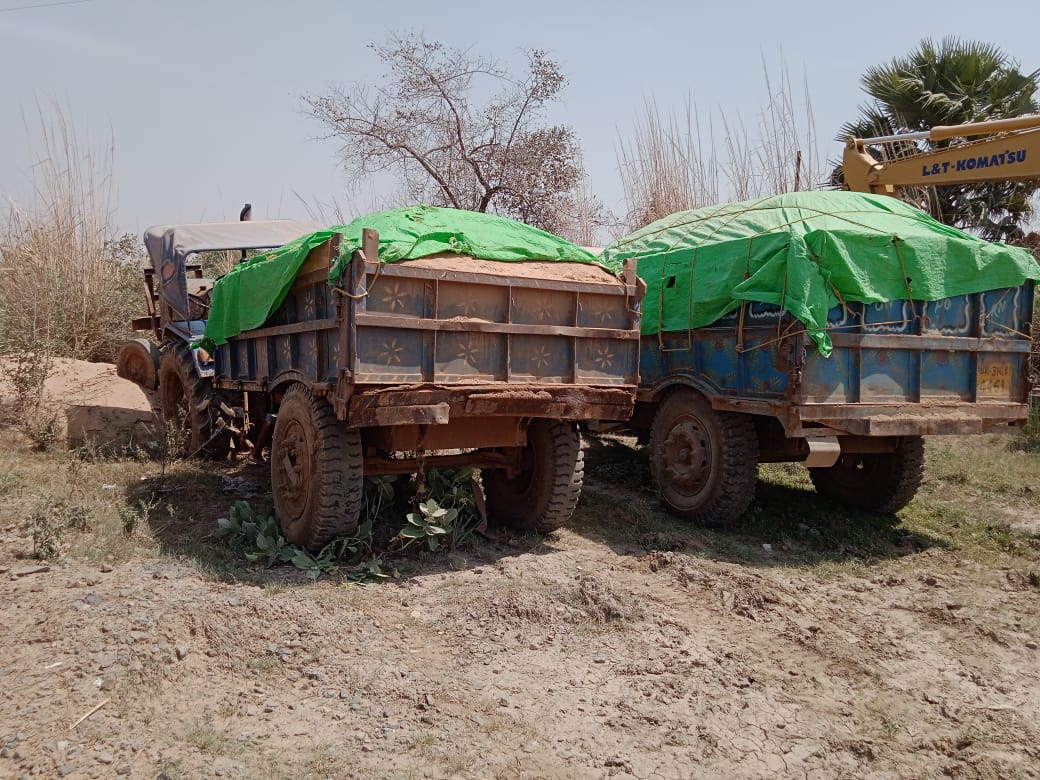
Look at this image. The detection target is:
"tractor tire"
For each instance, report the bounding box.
[116,338,160,390]
[482,419,584,533]
[158,344,228,459]
[648,389,758,527]
[271,383,363,552]
[809,436,925,514]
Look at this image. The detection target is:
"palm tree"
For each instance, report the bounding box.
[836,38,1040,241]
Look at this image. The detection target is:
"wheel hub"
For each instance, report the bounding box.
[276,419,311,520]
[661,421,710,493]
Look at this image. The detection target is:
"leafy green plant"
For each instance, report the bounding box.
[400,498,457,551]
[216,468,482,579]
[214,501,297,567]
[214,499,391,582]
[422,467,484,549]
[398,468,483,551]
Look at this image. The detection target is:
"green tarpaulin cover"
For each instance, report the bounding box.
[203,205,598,347]
[599,191,1040,357]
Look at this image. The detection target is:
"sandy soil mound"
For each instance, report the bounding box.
[0,357,156,447]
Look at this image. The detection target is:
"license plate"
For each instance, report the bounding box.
[977,360,1013,398]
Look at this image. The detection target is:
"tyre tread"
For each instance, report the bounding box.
[280,383,363,551]
[158,343,227,458]
[648,389,758,527]
[809,435,925,514]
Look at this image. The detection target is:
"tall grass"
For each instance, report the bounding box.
[0,106,141,365]
[616,59,820,231]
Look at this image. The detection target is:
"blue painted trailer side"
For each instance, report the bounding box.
[638,284,1033,437]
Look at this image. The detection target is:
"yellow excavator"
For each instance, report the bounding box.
[842,113,1040,195]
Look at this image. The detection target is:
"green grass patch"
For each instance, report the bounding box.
[579,432,1040,571]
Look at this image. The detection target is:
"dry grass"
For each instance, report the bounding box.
[0,105,142,367]
[616,59,820,231]
[0,425,160,563]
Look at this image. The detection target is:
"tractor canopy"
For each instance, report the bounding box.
[143,220,323,327]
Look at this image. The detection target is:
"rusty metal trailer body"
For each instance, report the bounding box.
[125,223,641,551]
[627,285,1032,523]
[213,230,639,439]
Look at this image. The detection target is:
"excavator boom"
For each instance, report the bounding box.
[843,115,1040,194]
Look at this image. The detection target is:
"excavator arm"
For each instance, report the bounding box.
[843,114,1040,196]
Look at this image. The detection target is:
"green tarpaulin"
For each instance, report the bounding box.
[599,191,1040,357]
[203,205,599,347]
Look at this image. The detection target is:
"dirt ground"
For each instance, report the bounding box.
[1,360,1039,780]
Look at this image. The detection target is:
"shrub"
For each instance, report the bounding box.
[0,107,143,365]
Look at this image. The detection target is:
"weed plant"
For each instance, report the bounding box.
[215,467,484,580]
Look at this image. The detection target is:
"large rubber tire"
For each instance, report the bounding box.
[482,419,584,532]
[116,338,160,390]
[271,383,363,552]
[158,344,228,459]
[809,436,925,514]
[648,389,758,527]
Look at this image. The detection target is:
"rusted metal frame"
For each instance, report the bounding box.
[505,283,513,382]
[795,415,1013,437]
[827,332,1030,353]
[364,449,523,477]
[423,277,438,382]
[310,235,340,388]
[367,260,628,296]
[365,415,526,451]
[349,402,633,427]
[787,401,1028,437]
[352,312,639,340]
[347,384,635,424]
[780,318,807,423]
[462,400,633,420]
[973,291,987,403]
[621,258,640,316]
[141,269,161,340]
[334,233,366,418]
[710,396,787,416]
[571,288,579,384]
[797,401,1027,418]
[348,384,635,409]
[349,403,450,428]
[315,285,328,387]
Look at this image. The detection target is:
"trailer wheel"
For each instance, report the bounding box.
[649,389,758,526]
[809,436,925,514]
[271,383,363,552]
[483,419,584,532]
[158,344,228,458]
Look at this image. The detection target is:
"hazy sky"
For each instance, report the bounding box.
[1,0,1037,235]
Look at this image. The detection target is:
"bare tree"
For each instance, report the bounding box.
[303,34,587,234]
